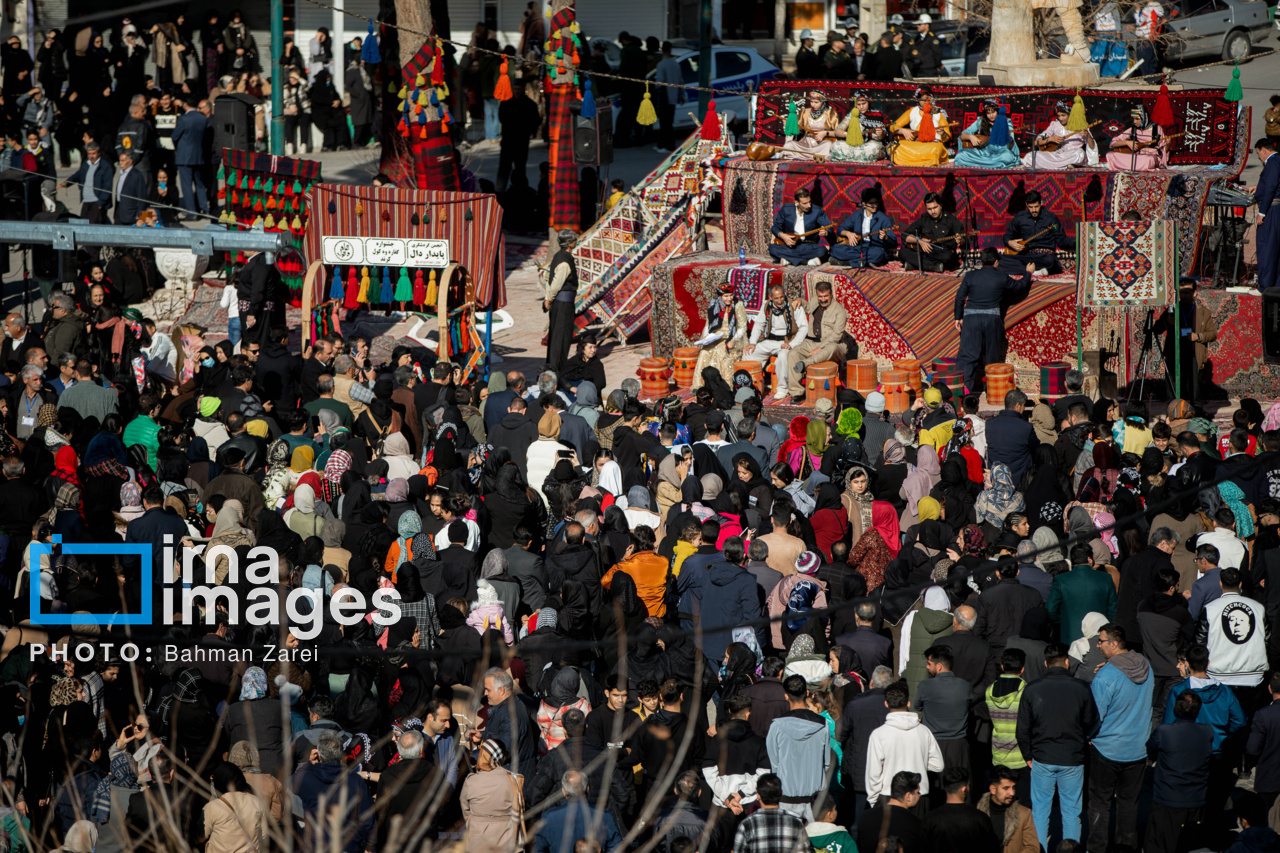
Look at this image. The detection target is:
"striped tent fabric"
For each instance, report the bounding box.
[303,184,506,308]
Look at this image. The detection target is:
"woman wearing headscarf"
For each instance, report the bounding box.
[655,452,689,523]
[875,439,912,513]
[223,667,284,775]
[1065,505,1111,569]
[569,380,601,430]
[597,458,625,499]
[1068,611,1109,683]
[598,570,648,676]
[459,739,524,852]
[285,483,325,539]
[466,579,515,643]
[783,633,833,688]
[718,642,759,707]
[48,445,85,520]
[209,499,255,583]
[841,465,877,546]
[898,586,955,694]
[333,667,381,734]
[809,479,848,561]
[766,553,829,650]
[931,455,976,527]
[484,465,540,551]
[975,463,1025,531]
[318,518,350,579]
[777,415,810,468]
[258,439,293,511]
[613,621,671,689]
[527,411,568,507]
[1023,444,1069,533]
[376,432,415,482]
[1030,401,1059,447]
[731,453,773,519]
[534,667,591,754]
[1218,482,1255,539]
[383,511,423,579]
[850,506,895,592]
[1106,105,1170,171]
[784,419,827,478]
[700,366,736,410]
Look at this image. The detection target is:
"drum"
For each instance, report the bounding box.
[930,357,957,375]
[804,362,840,406]
[672,347,701,389]
[847,359,878,396]
[881,368,912,413]
[985,363,1016,404]
[933,368,966,395]
[734,359,765,395]
[1040,361,1071,401]
[638,357,672,400]
[893,358,923,396]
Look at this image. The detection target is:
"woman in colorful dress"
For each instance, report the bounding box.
[778,90,842,161]
[830,92,888,163]
[1106,106,1169,172]
[889,86,952,167]
[1023,100,1098,168]
[953,98,1021,169]
[693,280,749,382]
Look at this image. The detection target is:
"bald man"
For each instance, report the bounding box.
[935,604,993,700]
[1,314,42,371]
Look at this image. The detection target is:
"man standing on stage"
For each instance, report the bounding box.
[239,248,282,349]
[903,192,965,272]
[544,229,580,371]
[1249,137,1280,290]
[788,280,848,404]
[1003,190,1074,275]
[954,247,1034,394]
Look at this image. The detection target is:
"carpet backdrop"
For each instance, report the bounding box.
[1077,220,1178,310]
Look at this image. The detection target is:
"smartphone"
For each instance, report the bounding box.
[122,725,135,739]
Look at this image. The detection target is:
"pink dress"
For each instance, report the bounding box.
[1106,127,1169,172]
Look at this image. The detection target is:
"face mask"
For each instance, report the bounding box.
[157,182,167,190]
[202,358,214,368]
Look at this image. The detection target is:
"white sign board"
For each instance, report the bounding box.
[321,236,450,268]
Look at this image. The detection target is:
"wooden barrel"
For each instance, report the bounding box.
[734,359,765,395]
[637,357,672,400]
[933,368,965,395]
[672,347,701,389]
[930,357,957,375]
[1039,361,1070,401]
[846,358,878,396]
[893,358,923,396]
[804,361,840,406]
[881,368,912,413]
[985,362,1016,404]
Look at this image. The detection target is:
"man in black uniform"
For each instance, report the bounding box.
[115,95,155,183]
[239,249,282,349]
[903,192,965,272]
[908,14,943,77]
[1003,190,1074,276]
[795,29,822,79]
[544,228,580,372]
[954,247,1034,394]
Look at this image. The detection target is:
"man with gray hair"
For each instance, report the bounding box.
[620,377,641,400]
[1116,525,1181,642]
[303,372,355,432]
[534,768,624,853]
[838,665,895,822]
[1016,538,1054,603]
[1,313,41,368]
[114,150,148,226]
[834,602,894,677]
[60,140,114,223]
[42,292,84,364]
[544,229,580,372]
[375,727,448,846]
[49,350,76,396]
[331,354,373,422]
[115,94,154,178]
[293,728,375,853]
[10,363,52,441]
[469,667,535,770]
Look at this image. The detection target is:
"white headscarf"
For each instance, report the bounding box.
[598,460,623,497]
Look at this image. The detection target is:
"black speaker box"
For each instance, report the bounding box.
[213,94,260,155]
[570,102,613,166]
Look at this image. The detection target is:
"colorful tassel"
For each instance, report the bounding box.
[381,210,392,223]
[1066,94,1089,132]
[329,267,343,300]
[581,77,596,119]
[465,208,473,222]
[701,100,721,140]
[328,199,337,215]
[1152,83,1175,126]
[425,269,438,304]
[379,267,394,304]
[637,84,657,127]
[847,107,864,146]
[291,215,303,231]
[989,106,1010,147]
[358,266,370,303]
[784,97,800,136]
[293,179,303,194]
[411,212,420,226]
[413,269,426,304]
[1225,66,1243,102]
[494,57,513,101]
[362,21,381,63]
[343,268,361,310]
[355,202,365,217]
[394,267,413,302]
[917,103,936,143]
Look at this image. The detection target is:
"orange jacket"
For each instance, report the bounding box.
[602,551,669,618]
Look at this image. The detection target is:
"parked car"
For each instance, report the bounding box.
[1163,0,1271,62]
[933,22,992,77]
[605,44,780,130]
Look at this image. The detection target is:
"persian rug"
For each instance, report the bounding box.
[1077,221,1177,310]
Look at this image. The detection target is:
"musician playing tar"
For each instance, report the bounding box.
[1024,99,1098,168]
[954,247,1035,394]
[902,192,965,273]
[830,188,896,268]
[769,188,833,266]
[1003,190,1074,275]
[1107,106,1169,172]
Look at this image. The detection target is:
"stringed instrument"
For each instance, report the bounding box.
[1035,119,1105,151]
[837,225,899,245]
[907,230,968,247]
[1109,130,1185,156]
[1004,223,1059,255]
[771,224,831,246]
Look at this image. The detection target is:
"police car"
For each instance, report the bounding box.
[597,43,781,130]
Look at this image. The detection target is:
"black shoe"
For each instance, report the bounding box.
[791,393,806,405]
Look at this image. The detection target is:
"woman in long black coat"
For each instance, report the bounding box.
[308,70,349,151]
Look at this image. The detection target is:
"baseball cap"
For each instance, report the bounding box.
[813,398,835,418]
[924,387,943,408]
[866,391,886,413]
[706,409,725,430]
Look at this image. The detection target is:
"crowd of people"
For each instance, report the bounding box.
[4,304,1280,853]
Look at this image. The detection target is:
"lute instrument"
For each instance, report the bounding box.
[1109,130,1185,156]
[837,225,899,245]
[1004,223,1059,255]
[1035,119,1104,151]
[771,224,831,246]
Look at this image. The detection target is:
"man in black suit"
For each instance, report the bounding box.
[503,524,549,613]
[1,313,43,370]
[437,520,479,602]
[298,338,335,406]
[113,150,147,226]
[834,602,895,679]
[256,325,302,411]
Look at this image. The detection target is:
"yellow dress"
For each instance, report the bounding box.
[890,107,951,167]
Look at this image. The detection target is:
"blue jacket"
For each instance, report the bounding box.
[1226,827,1280,853]
[1091,651,1155,762]
[1162,676,1247,753]
[293,762,374,853]
[770,203,832,242]
[700,559,764,664]
[766,709,831,799]
[67,157,115,210]
[835,209,897,251]
[483,695,537,773]
[676,546,719,633]
[171,108,208,167]
[1254,149,1280,216]
[534,797,624,853]
[984,410,1040,484]
[1147,719,1214,808]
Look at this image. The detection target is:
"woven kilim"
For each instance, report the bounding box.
[1077,221,1177,310]
[753,80,1242,166]
[728,266,775,313]
[304,184,506,308]
[548,85,579,231]
[1191,290,1280,399]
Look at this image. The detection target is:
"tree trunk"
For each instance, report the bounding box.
[987,0,1036,67]
[398,0,432,68]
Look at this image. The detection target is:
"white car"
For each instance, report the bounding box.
[602,44,780,130]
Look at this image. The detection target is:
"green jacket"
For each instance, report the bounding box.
[1047,565,1118,645]
[123,415,160,469]
[904,608,955,696]
[985,674,1027,768]
[42,310,86,362]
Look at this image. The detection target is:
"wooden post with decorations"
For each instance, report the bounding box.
[545,0,581,244]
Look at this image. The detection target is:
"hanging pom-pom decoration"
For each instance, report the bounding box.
[441,207,448,225]
[418,88,429,107]
[701,100,721,141]
[989,106,1010,148]
[293,178,303,194]
[580,77,597,119]
[425,269,439,304]
[465,208,474,222]
[1152,83,1175,126]
[395,267,413,303]
[847,106,864,146]
[328,199,337,215]
[381,209,392,223]
[362,21,381,63]
[330,267,344,300]
[413,269,426,304]
[495,57,513,101]
[544,5,552,16]
[231,189,239,205]
[411,212,420,227]
[397,84,407,99]
[637,83,658,127]
[430,48,445,87]
[253,197,264,212]
[356,266,369,303]
[1066,94,1089,132]
[917,103,936,143]
[415,73,426,88]
[380,267,394,306]
[1225,65,1243,102]
[355,202,365,217]
[397,116,408,135]
[784,97,800,137]
[291,215,303,231]
[263,213,275,229]
[265,195,276,210]
[342,268,360,310]
[423,207,431,224]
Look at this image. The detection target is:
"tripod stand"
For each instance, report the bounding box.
[1128,308,1175,402]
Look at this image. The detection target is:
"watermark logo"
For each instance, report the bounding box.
[29,536,153,626]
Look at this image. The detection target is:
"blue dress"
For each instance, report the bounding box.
[952,118,1021,169]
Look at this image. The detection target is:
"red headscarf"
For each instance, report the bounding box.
[872,501,900,558]
[777,415,811,464]
[285,470,325,510]
[52,446,81,488]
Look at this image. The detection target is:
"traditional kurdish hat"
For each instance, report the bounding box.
[807,89,827,102]
[982,97,1001,111]
[913,85,933,100]
[718,279,737,294]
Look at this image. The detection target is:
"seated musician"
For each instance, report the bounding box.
[693,280,749,381]
[1023,99,1098,168]
[768,188,832,267]
[1106,106,1169,172]
[952,98,1021,169]
[830,92,889,163]
[902,192,965,273]
[777,90,842,162]
[889,86,952,167]
[786,280,848,405]
[743,283,809,404]
[1003,190,1075,276]
[831,188,896,268]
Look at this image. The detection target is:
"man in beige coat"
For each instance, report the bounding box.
[788,280,849,404]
